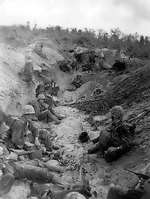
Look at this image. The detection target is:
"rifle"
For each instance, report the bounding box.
[62,97,103,106]
[124,168,150,180]
[127,109,150,124]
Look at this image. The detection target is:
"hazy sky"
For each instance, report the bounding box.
[0,0,150,36]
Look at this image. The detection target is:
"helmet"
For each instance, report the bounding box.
[23,105,35,115]
[38,83,45,88]
[110,106,124,119]
[38,94,46,100]
[64,192,86,199]
[0,123,9,135]
[44,78,51,85]
[77,75,81,78]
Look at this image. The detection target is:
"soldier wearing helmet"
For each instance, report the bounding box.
[3,105,55,150]
[32,94,64,124]
[87,105,135,162]
[23,105,59,150]
[110,106,124,125]
[68,75,83,91]
[20,59,34,85]
[3,105,58,151]
[35,82,58,106]
[4,105,40,148]
[35,83,45,98]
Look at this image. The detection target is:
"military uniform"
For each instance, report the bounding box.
[33,100,61,123]
[21,61,34,84]
[35,83,45,98]
[6,116,39,148]
[88,121,135,162]
[88,106,135,162]
[71,76,83,89]
[5,115,54,150]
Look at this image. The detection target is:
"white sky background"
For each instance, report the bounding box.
[0,0,150,36]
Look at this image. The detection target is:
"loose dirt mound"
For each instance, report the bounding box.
[73,65,150,114]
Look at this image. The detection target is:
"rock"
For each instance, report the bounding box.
[64,93,73,103]
[46,159,59,166]
[45,160,64,173]
[0,181,30,199]
[6,152,18,161]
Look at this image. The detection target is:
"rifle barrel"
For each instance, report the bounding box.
[125,169,150,180]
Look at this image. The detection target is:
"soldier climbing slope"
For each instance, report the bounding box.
[19,59,34,86]
[68,75,83,91]
[35,82,58,106]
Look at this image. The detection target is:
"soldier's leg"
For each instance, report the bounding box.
[38,112,49,122]
[49,107,64,120]
[88,143,104,154]
[39,129,59,151]
[44,110,60,124]
[38,129,53,150]
[88,131,111,155]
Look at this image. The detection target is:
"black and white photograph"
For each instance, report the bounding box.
[0,0,150,198]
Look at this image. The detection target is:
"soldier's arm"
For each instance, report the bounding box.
[118,124,133,150]
[11,120,25,146]
[28,122,39,139]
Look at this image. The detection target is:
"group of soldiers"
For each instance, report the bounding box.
[0,72,149,197]
[0,77,67,196]
[59,49,107,74]
[0,89,149,198]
